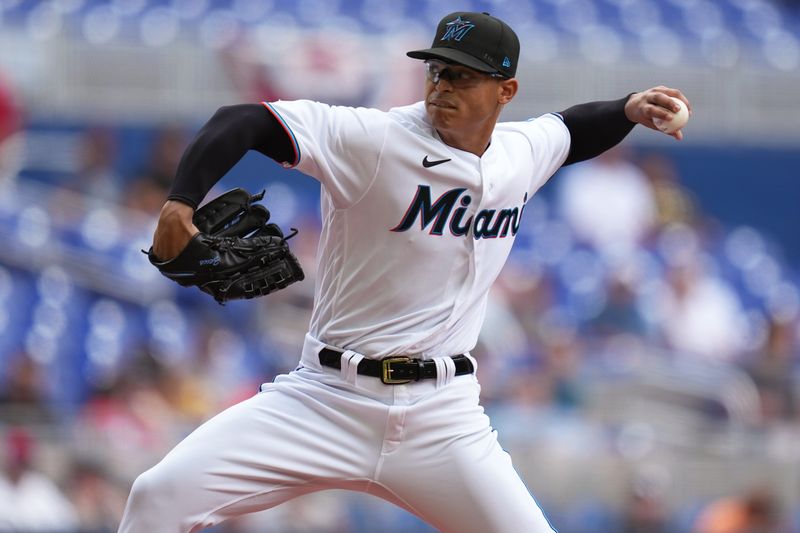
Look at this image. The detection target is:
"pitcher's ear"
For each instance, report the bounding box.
[498,78,518,105]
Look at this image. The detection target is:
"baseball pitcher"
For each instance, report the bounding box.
[121,11,691,533]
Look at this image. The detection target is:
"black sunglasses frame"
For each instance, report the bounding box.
[424,60,509,87]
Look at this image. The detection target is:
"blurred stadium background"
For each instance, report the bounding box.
[1,0,800,531]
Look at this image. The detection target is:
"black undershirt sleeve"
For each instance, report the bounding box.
[558,94,637,166]
[167,103,295,209]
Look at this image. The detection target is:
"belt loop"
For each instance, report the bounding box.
[340,350,363,385]
[434,356,457,389]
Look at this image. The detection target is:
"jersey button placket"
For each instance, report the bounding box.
[442,161,482,330]
[472,157,491,288]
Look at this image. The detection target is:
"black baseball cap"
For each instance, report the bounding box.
[407,12,520,78]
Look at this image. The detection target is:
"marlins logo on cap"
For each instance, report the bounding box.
[441,17,475,42]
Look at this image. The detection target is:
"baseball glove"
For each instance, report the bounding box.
[147,188,304,304]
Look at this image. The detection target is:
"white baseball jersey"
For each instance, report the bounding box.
[120,100,570,533]
[264,100,570,358]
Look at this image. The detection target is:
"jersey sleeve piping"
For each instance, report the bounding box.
[551,113,571,167]
[261,101,301,168]
[530,112,572,169]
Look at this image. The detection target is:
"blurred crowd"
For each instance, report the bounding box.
[1,72,799,533]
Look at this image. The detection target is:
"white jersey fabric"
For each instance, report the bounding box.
[265,100,570,358]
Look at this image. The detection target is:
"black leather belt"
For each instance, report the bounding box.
[318,347,474,385]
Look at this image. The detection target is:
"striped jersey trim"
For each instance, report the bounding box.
[261,101,300,168]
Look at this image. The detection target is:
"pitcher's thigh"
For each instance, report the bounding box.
[120,384,368,532]
[380,434,556,533]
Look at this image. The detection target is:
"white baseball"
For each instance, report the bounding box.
[653,96,689,134]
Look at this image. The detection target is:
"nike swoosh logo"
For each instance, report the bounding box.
[422,156,451,168]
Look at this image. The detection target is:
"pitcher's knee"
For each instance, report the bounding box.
[127,465,184,517]
[121,462,210,533]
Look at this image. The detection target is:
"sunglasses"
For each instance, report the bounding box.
[424,60,508,88]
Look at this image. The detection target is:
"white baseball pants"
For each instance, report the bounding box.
[118,340,556,533]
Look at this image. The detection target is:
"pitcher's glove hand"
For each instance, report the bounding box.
[147,188,304,304]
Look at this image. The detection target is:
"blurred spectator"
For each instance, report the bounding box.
[66,459,128,533]
[744,317,798,424]
[154,325,256,421]
[587,268,648,340]
[473,288,533,397]
[125,125,188,214]
[220,492,351,532]
[653,252,747,361]
[220,42,285,104]
[620,466,673,533]
[74,349,191,481]
[693,486,787,533]
[495,263,558,353]
[556,147,657,261]
[0,427,80,531]
[0,75,20,143]
[0,72,23,181]
[496,326,586,413]
[64,127,122,203]
[541,335,585,410]
[0,351,55,425]
[638,152,698,230]
[145,126,188,189]
[622,491,669,533]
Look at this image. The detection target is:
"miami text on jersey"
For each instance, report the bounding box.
[391,185,527,239]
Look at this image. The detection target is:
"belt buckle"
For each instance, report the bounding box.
[381,357,412,385]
